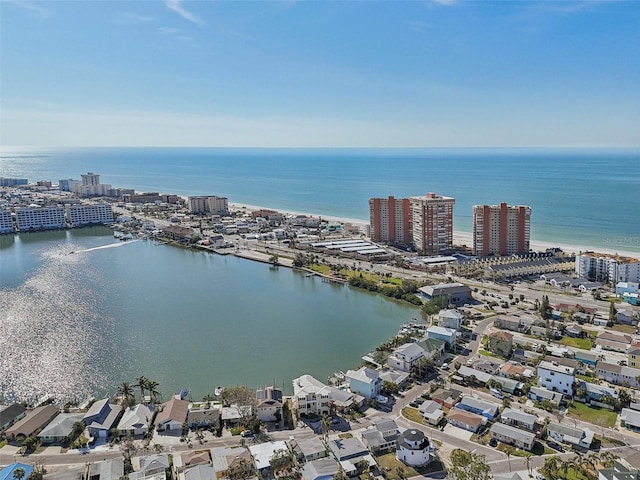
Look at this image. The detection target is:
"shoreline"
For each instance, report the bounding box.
[226,201,640,259]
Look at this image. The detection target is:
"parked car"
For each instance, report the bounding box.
[547,441,564,452]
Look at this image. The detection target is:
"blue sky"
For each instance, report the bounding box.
[1,0,639,147]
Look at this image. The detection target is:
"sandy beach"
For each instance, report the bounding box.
[229,202,639,260]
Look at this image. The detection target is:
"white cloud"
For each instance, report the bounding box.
[430,0,457,6]
[113,11,156,25]
[157,26,180,35]
[165,0,204,27]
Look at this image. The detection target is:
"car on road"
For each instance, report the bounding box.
[547,441,564,452]
[441,363,450,370]
[489,438,498,447]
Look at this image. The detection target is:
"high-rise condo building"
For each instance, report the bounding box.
[81,172,100,186]
[410,193,455,255]
[473,203,531,256]
[368,196,412,247]
[188,196,229,215]
[576,252,640,283]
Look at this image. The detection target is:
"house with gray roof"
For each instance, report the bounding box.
[500,408,537,431]
[439,309,464,330]
[210,446,252,478]
[598,461,640,480]
[416,338,446,360]
[5,405,59,441]
[300,457,340,480]
[86,458,125,480]
[454,396,500,420]
[328,436,377,476]
[528,386,563,406]
[0,404,26,432]
[83,399,121,439]
[291,436,327,462]
[184,465,216,480]
[418,400,444,425]
[38,412,84,444]
[547,421,594,451]
[456,366,492,385]
[426,326,457,347]
[378,369,410,389]
[491,376,520,394]
[388,343,426,373]
[129,454,170,480]
[360,418,398,454]
[621,408,640,432]
[596,362,640,388]
[490,423,536,451]
[116,404,154,437]
[418,283,471,305]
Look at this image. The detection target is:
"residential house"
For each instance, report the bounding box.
[499,363,534,381]
[328,436,377,476]
[528,386,563,406]
[454,396,500,420]
[210,446,253,479]
[456,366,492,385]
[129,454,170,480]
[83,399,121,439]
[566,324,583,338]
[300,457,340,480]
[629,346,640,369]
[37,412,84,444]
[187,402,221,429]
[175,450,212,474]
[161,225,195,241]
[292,375,364,416]
[537,360,575,396]
[598,461,640,480]
[616,282,640,306]
[512,348,542,365]
[547,422,594,451]
[494,315,524,333]
[387,343,426,373]
[396,429,432,467]
[249,440,290,474]
[446,410,485,433]
[430,388,462,409]
[345,367,381,400]
[576,381,618,408]
[439,310,464,330]
[620,408,640,432]
[426,326,457,348]
[291,436,327,462]
[500,408,537,431]
[473,359,503,374]
[156,398,189,432]
[86,458,125,480]
[595,362,640,388]
[490,423,535,451]
[116,404,154,436]
[5,405,58,441]
[418,283,471,305]
[360,418,398,454]
[0,404,26,432]
[487,331,513,357]
[595,332,632,353]
[416,338,447,361]
[491,376,520,395]
[378,369,410,390]
[418,401,444,425]
[617,309,638,325]
[184,465,216,480]
[256,386,283,423]
[575,350,600,367]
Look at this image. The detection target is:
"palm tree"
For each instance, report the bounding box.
[523,452,533,473]
[146,380,161,403]
[12,468,26,480]
[136,376,149,402]
[320,413,330,442]
[117,382,135,406]
[504,446,514,472]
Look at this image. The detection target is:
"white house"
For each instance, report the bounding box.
[547,422,594,451]
[256,386,283,423]
[426,326,457,347]
[116,404,155,436]
[292,375,364,416]
[396,429,432,467]
[387,343,425,373]
[537,360,575,396]
[418,401,444,425]
[490,423,536,451]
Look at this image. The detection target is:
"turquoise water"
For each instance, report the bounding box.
[1,147,639,253]
[0,228,418,403]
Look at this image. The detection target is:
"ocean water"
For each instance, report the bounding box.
[0,228,418,403]
[2,147,639,253]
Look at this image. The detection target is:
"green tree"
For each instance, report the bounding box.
[609,302,617,323]
[117,382,136,407]
[12,468,26,480]
[136,376,149,401]
[449,449,492,480]
[269,254,280,267]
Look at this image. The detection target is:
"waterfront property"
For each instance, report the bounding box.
[576,252,640,283]
[292,375,363,416]
[83,399,121,439]
[5,405,59,441]
[426,326,457,347]
[37,413,84,445]
[439,309,464,330]
[387,343,426,373]
[0,403,26,432]
[410,192,455,255]
[472,202,531,256]
[155,398,189,432]
[256,386,283,423]
[116,404,155,437]
[418,283,471,305]
[368,196,412,247]
[345,367,381,400]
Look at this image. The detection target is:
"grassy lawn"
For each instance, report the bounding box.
[609,324,637,334]
[478,348,506,359]
[576,373,601,384]
[558,337,593,350]
[309,264,332,275]
[568,402,617,427]
[376,453,419,480]
[402,407,425,425]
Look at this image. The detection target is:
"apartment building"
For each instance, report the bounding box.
[0,209,15,233]
[188,196,229,215]
[473,202,531,256]
[409,192,455,254]
[576,252,640,283]
[66,203,114,227]
[368,196,412,246]
[537,360,575,396]
[15,206,66,231]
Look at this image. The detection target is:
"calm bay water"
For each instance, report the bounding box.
[1,147,639,253]
[0,228,417,403]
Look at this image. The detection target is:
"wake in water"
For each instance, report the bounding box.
[72,240,138,254]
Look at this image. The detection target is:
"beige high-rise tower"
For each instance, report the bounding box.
[409,192,455,254]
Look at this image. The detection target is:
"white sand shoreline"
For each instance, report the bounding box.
[227,202,640,260]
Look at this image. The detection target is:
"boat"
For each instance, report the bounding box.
[214,386,223,396]
[179,388,190,400]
